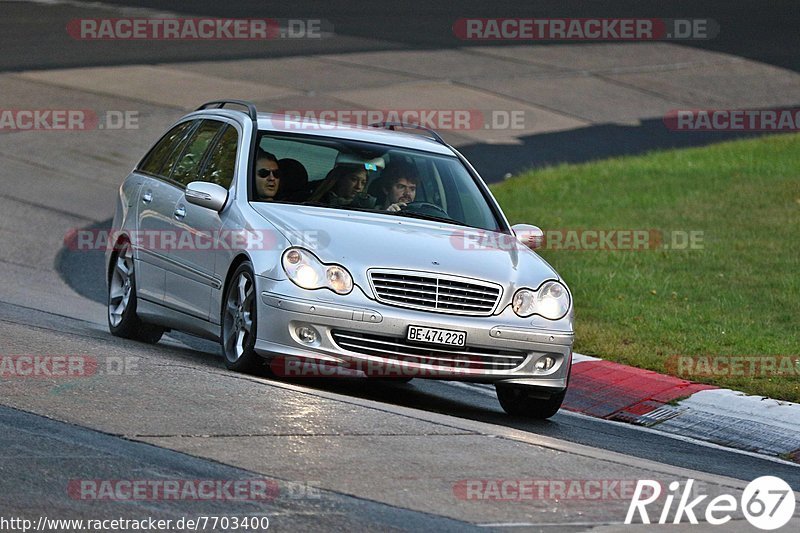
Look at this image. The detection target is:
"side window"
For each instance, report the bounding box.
[258,137,338,181]
[138,121,193,177]
[170,120,225,187]
[199,125,238,189]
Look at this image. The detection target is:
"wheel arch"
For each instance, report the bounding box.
[220,253,253,312]
[107,233,132,285]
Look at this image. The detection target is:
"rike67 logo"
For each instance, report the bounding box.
[626,477,796,530]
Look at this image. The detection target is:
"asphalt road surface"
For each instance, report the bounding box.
[4,1,798,72]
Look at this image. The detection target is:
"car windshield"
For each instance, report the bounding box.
[253,132,502,231]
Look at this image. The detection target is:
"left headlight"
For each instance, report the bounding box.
[512,281,570,320]
[281,247,353,295]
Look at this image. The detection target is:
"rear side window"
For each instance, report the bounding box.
[170,120,225,187]
[138,121,193,177]
[199,125,238,189]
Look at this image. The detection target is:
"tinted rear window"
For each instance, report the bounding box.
[138,121,193,177]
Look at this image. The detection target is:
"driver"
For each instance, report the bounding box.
[254,149,281,201]
[380,164,418,212]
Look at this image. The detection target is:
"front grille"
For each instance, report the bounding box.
[369,270,501,316]
[331,330,527,371]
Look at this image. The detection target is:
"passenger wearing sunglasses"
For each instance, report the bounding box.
[254,149,281,201]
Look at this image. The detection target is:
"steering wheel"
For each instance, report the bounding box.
[402,201,450,218]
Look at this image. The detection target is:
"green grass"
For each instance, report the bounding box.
[491,134,800,402]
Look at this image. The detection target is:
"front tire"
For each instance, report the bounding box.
[107,241,164,344]
[495,385,566,419]
[221,262,262,373]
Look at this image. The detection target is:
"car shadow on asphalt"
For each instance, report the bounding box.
[54,233,552,426]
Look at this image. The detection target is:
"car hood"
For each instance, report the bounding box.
[252,204,560,290]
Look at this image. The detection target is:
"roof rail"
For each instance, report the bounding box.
[196,100,258,123]
[368,121,447,146]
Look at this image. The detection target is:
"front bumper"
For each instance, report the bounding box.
[254,277,574,390]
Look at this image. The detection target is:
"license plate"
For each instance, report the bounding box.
[407,326,466,347]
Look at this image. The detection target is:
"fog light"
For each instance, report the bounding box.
[296,326,318,344]
[535,356,556,371]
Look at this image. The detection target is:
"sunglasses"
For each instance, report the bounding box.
[257,168,281,178]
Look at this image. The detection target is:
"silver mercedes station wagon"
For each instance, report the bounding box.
[106,100,574,418]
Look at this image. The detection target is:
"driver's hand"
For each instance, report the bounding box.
[386,202,407,212]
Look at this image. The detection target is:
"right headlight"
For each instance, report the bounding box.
[512,281,570,320]
[281,247,353,295]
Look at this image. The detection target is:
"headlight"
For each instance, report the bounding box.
[281,248,353,295]
[512,281,570,320]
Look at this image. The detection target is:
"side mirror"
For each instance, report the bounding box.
[185,182,228,212]
[511,224,544,250]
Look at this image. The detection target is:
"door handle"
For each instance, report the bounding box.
[174,205,186,219]
[142,190,153,203]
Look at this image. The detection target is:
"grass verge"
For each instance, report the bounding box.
[491,134,800,401]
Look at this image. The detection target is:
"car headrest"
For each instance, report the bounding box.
[277,158,308,197]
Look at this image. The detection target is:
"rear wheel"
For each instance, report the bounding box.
[495,385,566,419]
[107,241,164,344]
[221,262,262,373]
